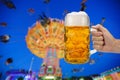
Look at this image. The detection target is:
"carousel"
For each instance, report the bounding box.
[26,18,64,80]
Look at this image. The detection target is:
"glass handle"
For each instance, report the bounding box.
[90,28,97,55]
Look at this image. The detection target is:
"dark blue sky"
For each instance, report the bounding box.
[0,0,120,79]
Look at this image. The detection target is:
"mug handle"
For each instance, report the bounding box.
[90,28,97,55]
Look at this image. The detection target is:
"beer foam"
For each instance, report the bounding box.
[65,11,90,26]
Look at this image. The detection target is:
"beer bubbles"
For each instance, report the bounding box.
[65,11,90,26]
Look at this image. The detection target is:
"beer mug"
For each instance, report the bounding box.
[64,11,97,64]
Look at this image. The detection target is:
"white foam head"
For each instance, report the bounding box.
[65,11,90,26]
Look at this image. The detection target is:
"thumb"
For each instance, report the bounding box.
[92,24,106,32]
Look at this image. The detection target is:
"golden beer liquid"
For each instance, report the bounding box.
[64,26,90,64]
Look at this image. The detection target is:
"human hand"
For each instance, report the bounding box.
[91,24,119,53]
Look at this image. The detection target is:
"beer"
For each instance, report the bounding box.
[64,11,90,64]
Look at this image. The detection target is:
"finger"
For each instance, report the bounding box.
[93,41,104,46]
[91,31,103,37]
[93,45,103,50]
[92,36,104,41]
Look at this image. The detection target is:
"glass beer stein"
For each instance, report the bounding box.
[64,11,97,64]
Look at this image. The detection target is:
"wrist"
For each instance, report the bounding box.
[112,39,120,53]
